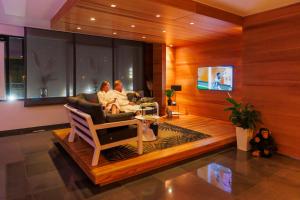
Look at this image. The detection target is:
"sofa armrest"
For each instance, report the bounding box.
[105,112,134,122]
[94,119,140,130]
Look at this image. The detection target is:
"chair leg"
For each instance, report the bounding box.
[154,102,159,116]
[68,128,76,142]
[137,121,143,155]
[92,147,101,166]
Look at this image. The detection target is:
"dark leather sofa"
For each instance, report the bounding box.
[67,93,137,145]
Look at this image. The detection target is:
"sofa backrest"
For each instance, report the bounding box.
[79,93,99,104]
[67,95,105,124]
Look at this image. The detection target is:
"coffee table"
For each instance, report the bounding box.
[136,105,158,116]
[135,115,160,141]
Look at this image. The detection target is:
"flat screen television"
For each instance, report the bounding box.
[197,66,233,91]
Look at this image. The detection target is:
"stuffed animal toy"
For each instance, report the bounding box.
[250,128,277,158]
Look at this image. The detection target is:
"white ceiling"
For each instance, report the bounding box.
[193,0,300,16]
[0,0,66,29]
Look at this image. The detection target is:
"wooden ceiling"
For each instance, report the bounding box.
[51,0,243,46]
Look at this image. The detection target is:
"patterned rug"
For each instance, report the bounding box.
[102,122,211,162]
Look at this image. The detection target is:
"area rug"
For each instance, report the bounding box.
[102,122,211,162]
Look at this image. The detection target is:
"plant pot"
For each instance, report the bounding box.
[236,127,253,151]
[167,98,172,106]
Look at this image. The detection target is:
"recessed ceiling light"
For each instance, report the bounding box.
[155,14,161,18]
[130,24,136,28]
[113,32,117,35]
[169,44,173,47]
[142,36,146,39]
[110,4,117,8]
[90,17,96,21]
[162,30,166,33]
[190,22,194,25]
[76,27,81,30]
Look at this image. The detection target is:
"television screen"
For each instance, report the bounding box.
[197,66,233,91]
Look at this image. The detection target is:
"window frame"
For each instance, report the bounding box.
[0,34,25,101]
[24,28,74,106]
[23,28,147,107]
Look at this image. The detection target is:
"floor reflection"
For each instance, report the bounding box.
[197,163,232,193]
[2,131,300,200]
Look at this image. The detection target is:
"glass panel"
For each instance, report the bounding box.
[75,34,113,94]
[8,37,25,99]
[0,40,6,100]
[114,40,143,91]
[26,28,73,98]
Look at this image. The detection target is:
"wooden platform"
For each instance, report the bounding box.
[53,115,236,185]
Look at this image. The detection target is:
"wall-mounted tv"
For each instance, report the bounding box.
[197,66,233,91]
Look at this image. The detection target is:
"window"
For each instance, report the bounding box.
[0,35,25,100]
[26,28,73,98]
[114,40,144,91]
[23,28,146,106]
[0,37,6,100]
[75,35,113,94]
[8,37,25,99]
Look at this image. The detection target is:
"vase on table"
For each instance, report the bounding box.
[40,88,48,98]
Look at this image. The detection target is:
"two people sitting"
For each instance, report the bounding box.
[97,80,140,114]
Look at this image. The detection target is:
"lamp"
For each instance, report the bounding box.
[170,85,182,105]
[171,85,182,92]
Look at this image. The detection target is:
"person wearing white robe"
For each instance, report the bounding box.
[113,80,141,113]
[97,81,120,114]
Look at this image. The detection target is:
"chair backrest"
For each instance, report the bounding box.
[64,104,100,147]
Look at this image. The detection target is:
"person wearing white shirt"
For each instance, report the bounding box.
[113,80,141,113]
[97,81,120,114]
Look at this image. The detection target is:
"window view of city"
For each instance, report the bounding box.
[0,36,25,100]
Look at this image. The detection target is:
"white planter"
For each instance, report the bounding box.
[236,127,253,151]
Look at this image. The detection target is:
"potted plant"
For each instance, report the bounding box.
[165,89,174,106]
[225,97,262,151]
[89,57,100,92]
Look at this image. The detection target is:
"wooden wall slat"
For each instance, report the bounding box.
[153,43,167,115]
[173,35,242,120]
[243,5,300,159]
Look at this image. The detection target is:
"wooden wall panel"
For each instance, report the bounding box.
[243,7,300,159]
[166,46,176,89]
[153,43,166,115]
[174,36,242,120]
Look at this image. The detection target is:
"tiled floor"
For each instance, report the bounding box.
[1,131,300,200]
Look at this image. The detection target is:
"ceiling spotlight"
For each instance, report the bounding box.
[169,44,173,47]
[113,32,117,35]
[190,22,194,25]
[90,17,96,21]
[162,30,166,33]
[110,4,117,8]
[130,24,136,28]
[155,14,161,18]
[142,36,146,39]
[76,27,81,30]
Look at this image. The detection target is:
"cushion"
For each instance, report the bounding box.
[127,92,141,103]
[136,90,144,97]
[80,93,99,103]
[139,97,155,103]
[106,112,134,123]
[97,125,137,145]
[67,96,79,108]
